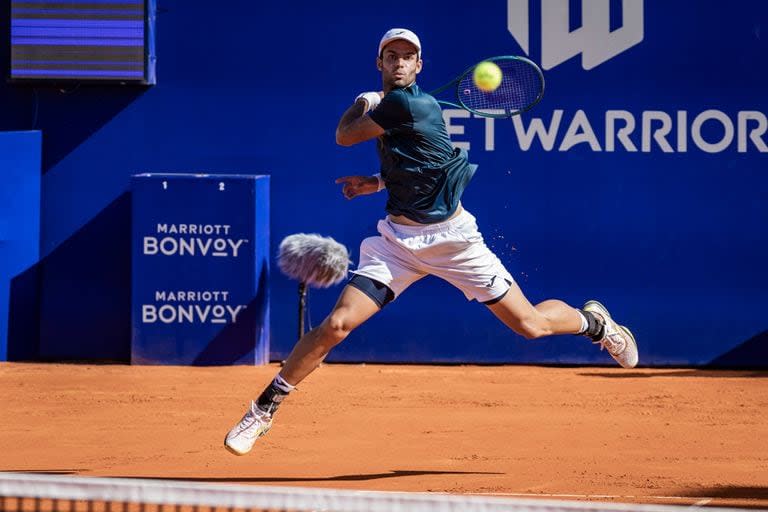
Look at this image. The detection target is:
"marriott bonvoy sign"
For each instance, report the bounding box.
[143,223,249,257]
[139,222,250,324]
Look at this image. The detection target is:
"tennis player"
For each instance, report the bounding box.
[225,28,638,455]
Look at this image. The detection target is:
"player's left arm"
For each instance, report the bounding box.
[336,94,385,146]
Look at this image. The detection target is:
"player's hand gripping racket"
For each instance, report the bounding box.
[430,56,545,118]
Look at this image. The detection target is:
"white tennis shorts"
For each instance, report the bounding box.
[351,209,514,303]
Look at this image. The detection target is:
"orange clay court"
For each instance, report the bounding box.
[1,362,766,509]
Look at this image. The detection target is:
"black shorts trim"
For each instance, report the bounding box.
[482,278,513,305]
[347,274,395,308]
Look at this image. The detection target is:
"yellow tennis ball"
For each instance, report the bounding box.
[473,61,503,92]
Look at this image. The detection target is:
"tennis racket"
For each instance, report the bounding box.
[429,56,545,118]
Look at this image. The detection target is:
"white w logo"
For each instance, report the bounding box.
[508,0,644,70]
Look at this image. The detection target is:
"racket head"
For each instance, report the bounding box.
[449,56,545,118]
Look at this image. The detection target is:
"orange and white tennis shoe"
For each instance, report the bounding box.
[583,300,638,369]
[224,401,273,455]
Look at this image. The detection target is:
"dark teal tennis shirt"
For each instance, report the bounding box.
[368,83,477,224]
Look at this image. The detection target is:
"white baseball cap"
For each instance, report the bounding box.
[378,28,421,58]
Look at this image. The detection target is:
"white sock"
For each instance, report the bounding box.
[273,373,295,393]
[576,310,589,335]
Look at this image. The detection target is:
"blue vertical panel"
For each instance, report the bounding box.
[131,174,269,365]
[0,131,41,361]
[252,176,270,365]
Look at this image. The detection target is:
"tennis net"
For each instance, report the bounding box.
[0,472,744,512]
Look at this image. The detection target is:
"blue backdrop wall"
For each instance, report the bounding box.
[1,0,766,366]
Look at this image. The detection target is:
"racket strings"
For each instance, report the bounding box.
[458,59,543,115]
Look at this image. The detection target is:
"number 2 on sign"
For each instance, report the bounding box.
[219,182,225,191]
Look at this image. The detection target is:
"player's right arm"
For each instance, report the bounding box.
[336,89,412,146]
[336,94,385,146]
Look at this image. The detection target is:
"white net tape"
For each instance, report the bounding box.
[0,473,745,512]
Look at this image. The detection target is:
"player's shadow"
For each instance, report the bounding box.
[578,370,768,379]
[0,470,83,475]
[681,485,768,501]
[126,470,504,483]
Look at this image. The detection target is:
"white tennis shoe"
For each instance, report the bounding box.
[583,300,638,368]
[224,401,273,455]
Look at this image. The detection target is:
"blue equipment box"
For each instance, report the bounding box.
[131,174,269,365]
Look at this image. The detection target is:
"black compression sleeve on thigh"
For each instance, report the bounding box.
[348,274,394,308]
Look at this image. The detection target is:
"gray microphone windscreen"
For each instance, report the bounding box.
[278,233,351,288]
